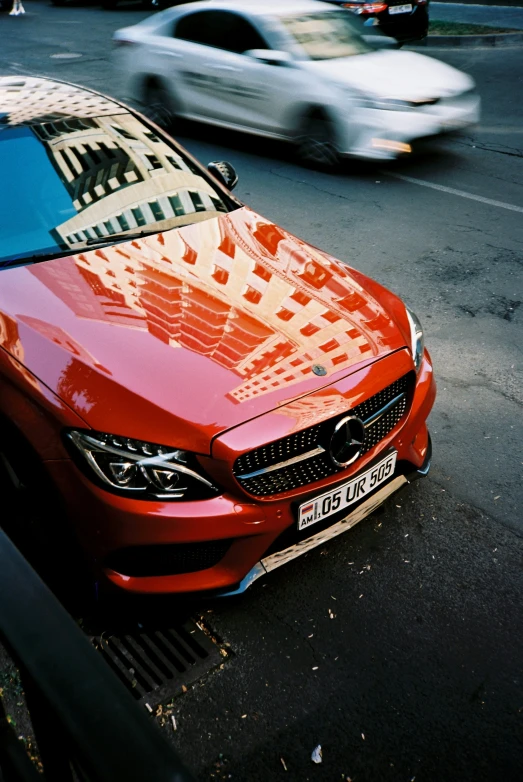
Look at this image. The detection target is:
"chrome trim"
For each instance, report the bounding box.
[215,563,267,597]
[263,475,407,572]
[217,475,408,596]
[236,445,326,481]
[362,391,406,429]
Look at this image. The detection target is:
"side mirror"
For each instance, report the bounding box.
[244,49,294,66]
[207,160,238,191]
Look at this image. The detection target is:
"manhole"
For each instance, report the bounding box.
[92,619,226,708]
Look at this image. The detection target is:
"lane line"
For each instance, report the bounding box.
[385,173,523,214]
[477,126,523,134]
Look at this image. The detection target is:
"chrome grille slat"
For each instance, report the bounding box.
[233,373,413,497]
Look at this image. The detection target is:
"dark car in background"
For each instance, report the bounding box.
[322,0,429,44]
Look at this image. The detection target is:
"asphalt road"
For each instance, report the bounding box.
[1,4,523,781]
[431,2,523,29]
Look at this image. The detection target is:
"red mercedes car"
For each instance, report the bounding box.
[0,76,435,601]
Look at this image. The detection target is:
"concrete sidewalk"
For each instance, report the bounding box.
[431,2,523,29]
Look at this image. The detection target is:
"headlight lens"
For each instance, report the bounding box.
[375,98,414,111]
[66,431,219,500]
[406,308,424,372]
[350,93,414,111]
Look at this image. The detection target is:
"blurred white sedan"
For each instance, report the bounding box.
[114,0,480,166]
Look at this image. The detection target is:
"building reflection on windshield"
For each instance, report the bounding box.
[36,113,227,248]
[0,76,229,264]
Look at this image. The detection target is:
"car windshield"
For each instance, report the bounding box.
[0,112,234,268]
[280,11,371,60]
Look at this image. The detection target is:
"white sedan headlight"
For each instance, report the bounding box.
[406,308,425,372]
[67,431,219,500]
[348,90,414,111]
[374,98,415,111]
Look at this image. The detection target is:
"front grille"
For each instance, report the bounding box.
[234,372,413,497]
[104,540,232,577]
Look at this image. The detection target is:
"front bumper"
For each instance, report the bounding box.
[337,93,481,160]
[46,352,435,597]
[366,6,429,44]
[220,434,432,597]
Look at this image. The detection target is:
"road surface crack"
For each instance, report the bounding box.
[269,167,357,203]
[259,605,324,667]
[437,373,522,408]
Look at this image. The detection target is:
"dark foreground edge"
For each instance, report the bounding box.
[0,527,195,782]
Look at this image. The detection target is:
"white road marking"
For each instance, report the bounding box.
[477,126,523,134]
[386,173,523,214]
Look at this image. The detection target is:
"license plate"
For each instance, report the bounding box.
[298,451,397,531]
[389,4,412,13]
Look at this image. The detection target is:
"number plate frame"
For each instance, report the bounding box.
[388,4,413,14]
[297,451,397,531]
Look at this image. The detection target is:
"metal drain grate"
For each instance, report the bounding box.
[92,620,225,708]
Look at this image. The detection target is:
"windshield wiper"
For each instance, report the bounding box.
[0,231,156,270]
[0,252,69,270]
[85,229,155,246]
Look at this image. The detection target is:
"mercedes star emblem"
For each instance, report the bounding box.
[329,415,365,468]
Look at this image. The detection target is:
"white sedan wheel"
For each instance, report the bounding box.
[297,115,339,169]
[143,82,178,130]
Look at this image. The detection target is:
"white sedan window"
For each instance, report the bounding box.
[174,10,269,54]
[281,11,371,60]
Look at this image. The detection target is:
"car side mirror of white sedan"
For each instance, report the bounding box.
[244,49,294,67]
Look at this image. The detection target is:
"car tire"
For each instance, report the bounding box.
[296,112,339,170]
[0,422,95,615]
[143,79,179,130]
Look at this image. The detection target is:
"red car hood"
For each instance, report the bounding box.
[0,208,409,455]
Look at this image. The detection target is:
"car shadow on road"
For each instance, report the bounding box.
[170,116,467,182]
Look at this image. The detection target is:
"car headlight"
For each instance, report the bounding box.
[350,92,413,111]
[375,98,414,111]
[406,308,424,372]
[66,431,219,500]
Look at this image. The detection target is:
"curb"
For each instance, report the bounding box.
[414,30,523,45]
[434,1,523,7]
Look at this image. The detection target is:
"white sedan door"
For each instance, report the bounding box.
[172,9,304,135]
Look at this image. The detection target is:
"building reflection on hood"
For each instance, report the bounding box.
[30,205,401,407]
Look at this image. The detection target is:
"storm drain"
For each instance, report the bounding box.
[92,620,225,708]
